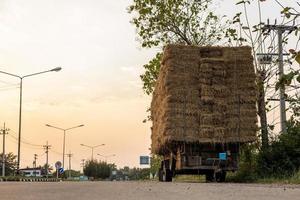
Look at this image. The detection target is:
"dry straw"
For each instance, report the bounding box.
[151,44,257,154]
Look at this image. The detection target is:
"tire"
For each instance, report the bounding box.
[164,169,172,182]
[216,171,226,182]
[159,160,173,182]
[158,168,164,182]
[205,172,215,182]
[170,158,176,177]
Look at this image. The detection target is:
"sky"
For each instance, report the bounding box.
[0,0,299,171]
[0,0,159,170]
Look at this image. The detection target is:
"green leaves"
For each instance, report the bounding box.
[128,0,227,48]
[140,52,162,95]
[129,0,229,95]
[281,7,292,18]
[233,12,242,24]
[275,71,300,91]
[297,74,300,83]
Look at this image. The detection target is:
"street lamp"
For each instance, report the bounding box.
[46,124,84,168]
[80,143,105,160]
[97,154,116,162]
[0,67,62,171]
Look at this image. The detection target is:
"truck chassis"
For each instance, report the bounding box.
[158,142,240,182]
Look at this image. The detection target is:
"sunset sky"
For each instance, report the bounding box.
[0,0,297,170]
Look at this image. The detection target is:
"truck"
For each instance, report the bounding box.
[151,45,257,182]
[158,143,240,182]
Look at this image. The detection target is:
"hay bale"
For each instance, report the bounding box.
[151,44,257,154]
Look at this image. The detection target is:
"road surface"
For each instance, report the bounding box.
[0,181,299,200]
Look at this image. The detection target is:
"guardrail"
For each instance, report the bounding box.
[0,177,61,182]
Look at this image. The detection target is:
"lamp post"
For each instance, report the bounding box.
[0,67,62,171]
[97,154,116,163]
[80,144,105,160]
[46,124,84,168]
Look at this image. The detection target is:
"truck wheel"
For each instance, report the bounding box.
[164,169,172,182]
[170,157,176,177]
[158,168,164,182]
[159,160,173,182]
[216,171,226,182]
[220,171,226,182]
[205,172,215,182]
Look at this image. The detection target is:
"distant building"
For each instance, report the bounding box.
[19,167,43,177]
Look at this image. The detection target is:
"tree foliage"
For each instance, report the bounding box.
[128,0,228,48]
[257,119,300,177]
[235,95,300,180]
[140,52,162,95]
[61,170,81,179]
[118,166,150,180]
[129,0,231,95]
[149,155,162,177]
[83,160,113,179]
[0,152,17,176]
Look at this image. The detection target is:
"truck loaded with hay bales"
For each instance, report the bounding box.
[151,45,257,182]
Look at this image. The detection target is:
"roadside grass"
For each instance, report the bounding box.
[173,175,205,183]
[226,171,300,184]
[172,171,300,184]
[256,171,300,184]
[0,176,22,181]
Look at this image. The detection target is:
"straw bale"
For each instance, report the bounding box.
[151,44,258,154]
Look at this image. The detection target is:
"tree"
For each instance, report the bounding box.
[61,170,81,179]
[0,152,17,176]
[140,53,162,96]
[83,160,112,179]
[126,167,150,180]
[128,0,229,48]
[130,0,300,150]
[128,0,230,93]
[149,155,162,178]
[233,0,300,149]
[129,0,232,120]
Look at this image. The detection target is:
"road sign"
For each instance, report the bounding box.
[58,167,64,174]
[55,161,62,169]
[139,156,149,165]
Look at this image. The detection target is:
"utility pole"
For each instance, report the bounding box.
[66,152,73,178]
[43,141,51,178]
[262,24,297,133]
[80,159,85,174]
[1,123,9,177]
[33,154,38,177]
[33,154,38,168]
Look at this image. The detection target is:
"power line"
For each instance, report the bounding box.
[8,129,43,147]
[8,134,43,147]
[7,135,43,150]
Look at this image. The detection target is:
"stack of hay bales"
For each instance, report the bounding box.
[151,45,257,154]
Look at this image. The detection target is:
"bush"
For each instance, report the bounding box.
[257,120,300,178]
[226,143,259,182]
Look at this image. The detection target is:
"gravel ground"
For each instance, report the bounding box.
[0,181,299,200]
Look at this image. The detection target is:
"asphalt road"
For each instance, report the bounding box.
[0,181,299,200]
